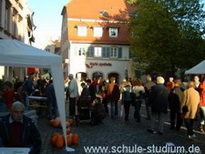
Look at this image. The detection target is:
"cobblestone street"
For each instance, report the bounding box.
[38,102,205,154]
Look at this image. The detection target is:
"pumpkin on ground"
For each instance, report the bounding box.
[67,134,73,145]
[51,133,65,148]
[66,128,71,135]
[49,119,61,128]
[72,134,79,145]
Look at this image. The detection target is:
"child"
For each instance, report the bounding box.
[90,97,106,125]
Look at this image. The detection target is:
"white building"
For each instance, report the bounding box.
[60,0,136,83]
[0,0,35,80]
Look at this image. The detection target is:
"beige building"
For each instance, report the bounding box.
[0,0,35,80]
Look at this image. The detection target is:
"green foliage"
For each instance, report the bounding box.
[128,0,205,74]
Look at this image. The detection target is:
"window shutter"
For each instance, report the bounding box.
[87,46,94,57]
[102,47,106,57]
[102,47,110,58]
[118,47,122,58]
[107,47,110,58]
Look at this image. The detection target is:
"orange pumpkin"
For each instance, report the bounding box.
[51,132,61,138]
[51,135,58,146]
[66,128,71,135]
[72,134,79,145]
[55,134,65,148]
[51,119,61,128]
[49,119,55,126]
[67,135,73,145]
[66,121,70,127]
[67,119,75,126]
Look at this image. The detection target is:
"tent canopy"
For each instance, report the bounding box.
[185,60,205,74]
[0,39,68,148]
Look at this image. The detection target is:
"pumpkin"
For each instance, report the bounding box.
[49,119,55,126]
[51,132,61,138]
[67,119,75,126]
[72,134,79,145]
[66,128,71,135]
[67,134,73,145]
[51,133,65,148]
[55,134,65,148]
[51,135,58,146]
[49,119,61,128]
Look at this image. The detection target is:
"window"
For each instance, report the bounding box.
[78,47,86,56]
[109,28,118,38]
[94,47,102,57]
[77,26,87,36]
[93,26,103,37]
[110,47,118,58]
[5,2,11,31]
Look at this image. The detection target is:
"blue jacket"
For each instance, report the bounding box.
[0,115,42,154]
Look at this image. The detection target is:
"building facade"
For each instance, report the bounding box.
[0,0,35,80]
[60,0,136,83]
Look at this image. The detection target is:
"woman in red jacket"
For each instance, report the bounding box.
[2,81,15,110]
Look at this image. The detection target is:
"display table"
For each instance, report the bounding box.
[28,96,48,116]
[28,96,47,102]
[0,147,30,154]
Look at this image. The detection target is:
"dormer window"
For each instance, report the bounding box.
[77,25,87,36]
[93,26,103,37]
[109,27,118,38]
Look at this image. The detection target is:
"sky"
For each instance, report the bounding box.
[28,0,205,49]
[27,0,70,49]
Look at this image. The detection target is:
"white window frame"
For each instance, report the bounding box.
[93,26,103,37]
[110,47,118,58]
[77,26,87,36]
[109,28,118,38]
[94,47,102,57]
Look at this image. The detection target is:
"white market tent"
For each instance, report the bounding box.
[185,60,205,74]
[0,39,73,151]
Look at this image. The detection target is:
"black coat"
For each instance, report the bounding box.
[0,115,42,154]
[149,84,169,114]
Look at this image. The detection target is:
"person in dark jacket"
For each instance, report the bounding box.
[90,97,106,125]
[147,76,169,135]
[168,79,184,130]
[86,79,96,102]
[0,101,42,154]
[45,80,58,120]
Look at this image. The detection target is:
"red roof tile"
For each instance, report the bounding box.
[66,0,136,21]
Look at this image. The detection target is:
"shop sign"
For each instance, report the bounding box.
[85,62,112,68]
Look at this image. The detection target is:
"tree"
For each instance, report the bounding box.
[128,0,205,75]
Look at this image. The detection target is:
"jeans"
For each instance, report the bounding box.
[150,112,165,133]
[124,101,131,120]
[110,101,118,119]
[170,110,183,129]
[134,99,142,122]
[184,119,195,136]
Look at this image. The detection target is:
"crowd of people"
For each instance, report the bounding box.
[65,73,205,140]
[0,72,205,152]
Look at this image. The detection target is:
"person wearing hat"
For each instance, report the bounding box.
[0,101,42,153]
